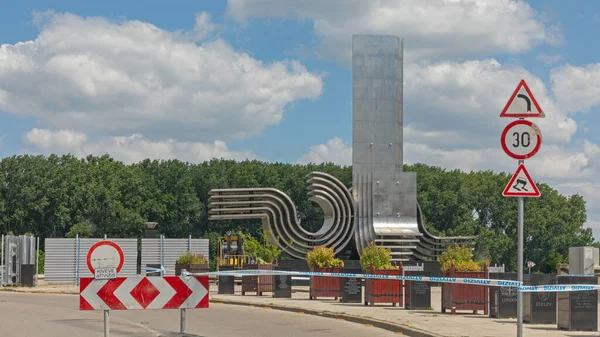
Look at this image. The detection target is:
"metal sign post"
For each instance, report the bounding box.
[86,240,124,337]
[500,79,545,337]
[1,234,4,287]
[517,170,524,337]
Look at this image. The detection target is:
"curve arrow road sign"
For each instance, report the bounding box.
[500,79,545,118]
[79,275,209,310]
[501,120,542,160]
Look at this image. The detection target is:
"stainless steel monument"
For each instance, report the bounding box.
[208,34,475,262]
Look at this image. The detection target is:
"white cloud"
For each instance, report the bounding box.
[22,128,257,164]
[0,11,323,142]
[550,63,600,114]
[403,59,577,151]
[226,0,562,63]
[296,137,352,165]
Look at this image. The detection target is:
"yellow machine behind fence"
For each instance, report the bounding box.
[218,233,249,269]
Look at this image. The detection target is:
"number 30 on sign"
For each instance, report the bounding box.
[501,120,542,160]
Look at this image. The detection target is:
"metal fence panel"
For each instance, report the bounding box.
[141,237,209,275]
[45,238,138,284]
[45,236,209,283]
[44,238,77,284]
[141,238,161,272]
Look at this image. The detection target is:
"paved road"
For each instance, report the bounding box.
[0,292,399,337]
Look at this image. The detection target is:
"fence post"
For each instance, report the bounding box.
[35,236,39,286]
[1,234,4,287]
[188,235,191,252]
[160,235,165,276]
[76,234,80,286]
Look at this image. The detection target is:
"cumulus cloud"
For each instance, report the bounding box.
[226,0,562,63]
[22,128,257,164]
[0,11,323,142]
[403,59,577,152]
[550,63,600,114]
[296,137,352,165]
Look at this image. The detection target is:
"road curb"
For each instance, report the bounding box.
[210,297,443,337]
[0,287,78,295]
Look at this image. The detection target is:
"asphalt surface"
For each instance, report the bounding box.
[0,292,400,337]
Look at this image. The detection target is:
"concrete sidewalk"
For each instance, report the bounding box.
[2,283,598,337]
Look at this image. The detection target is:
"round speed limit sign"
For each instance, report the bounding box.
[501,120,542,160]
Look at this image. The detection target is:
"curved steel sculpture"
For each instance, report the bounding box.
[207,34,476,262]
[208,172,354,259]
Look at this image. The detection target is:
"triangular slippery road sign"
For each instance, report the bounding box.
[503,164,540,197]
[500,79,545,118]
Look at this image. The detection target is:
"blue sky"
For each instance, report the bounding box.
[1,0,600,238]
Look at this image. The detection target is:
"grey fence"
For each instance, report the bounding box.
[44,235,209,284]
[141,235,209,275]
[44,237,138,284]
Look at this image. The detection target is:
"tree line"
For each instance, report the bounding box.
[0,153,593,273]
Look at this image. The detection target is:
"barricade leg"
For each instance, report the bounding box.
[180,308,186,333]
[104,310,110,337]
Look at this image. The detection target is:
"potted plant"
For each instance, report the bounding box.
[439,244,489,315]
[175,251,209,276]
[238,231,282,296]
[361,242,404,306]
[306,246,344,300]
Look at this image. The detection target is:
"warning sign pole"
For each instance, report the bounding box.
[499,79,545,337]
[517,157,524,337]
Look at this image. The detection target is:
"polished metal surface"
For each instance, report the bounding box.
[207,34,475,262]
[350,34,474,261]
[208,172,354,259]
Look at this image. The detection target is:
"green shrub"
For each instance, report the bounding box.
[238,230,282,264]
[439,244,486,273]
[176,251,207,264]
[360,242,395,270]
[306,246,343,268]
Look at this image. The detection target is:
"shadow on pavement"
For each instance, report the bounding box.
[52,319,146,336]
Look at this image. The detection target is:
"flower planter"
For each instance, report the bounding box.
[364,263,404,306]
[309,266,344,300]
[241,262,277,296]
[441,262,489,315]
[175,263,209,276]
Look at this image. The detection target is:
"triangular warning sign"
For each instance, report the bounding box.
[500,79,545,118]
[503,164,541,197]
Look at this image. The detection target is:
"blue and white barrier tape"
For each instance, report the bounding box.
[190,269,600,292]
[192,269,521,287]
[143,268,600,293]
[518,284,600,292]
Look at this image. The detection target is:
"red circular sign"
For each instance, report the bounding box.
[501,120,542,160]
[86,240,125,274]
